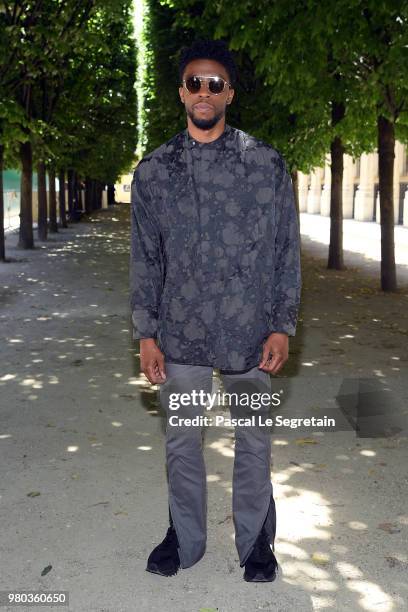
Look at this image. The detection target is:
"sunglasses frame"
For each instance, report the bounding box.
[182,74,231,95]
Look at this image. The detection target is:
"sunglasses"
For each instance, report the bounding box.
[182,75,231,95]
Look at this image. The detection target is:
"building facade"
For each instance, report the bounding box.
[298,141,408,227]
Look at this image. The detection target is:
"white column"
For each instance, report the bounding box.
[394,141,404,224]
[307,167,323,213]
[298,171,309,212]
[102,190,108,209]
[403,188,408,227]
[401,142,408,227]
[353,152,376,221]
[343,155,354,218]
[320,156,331,216]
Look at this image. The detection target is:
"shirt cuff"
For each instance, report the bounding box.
[268,309,298,336]
[131,309,158,339]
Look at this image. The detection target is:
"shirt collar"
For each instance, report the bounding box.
[184,123,231,150]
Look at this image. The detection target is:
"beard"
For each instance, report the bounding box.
[187,106,225,130]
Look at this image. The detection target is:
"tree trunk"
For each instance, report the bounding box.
[58,170,67,228]
[328,97,345,270]
[48,166,58,232]
[291,170,299,215]
[96,181,102,209]
[68,169,79,221]
[18,139,34,249]
[90,179,96,211]
[67,169,74,218]
[84,176,92,213]
[88,179,93,211]
[0,143,5,261]
[37,161,48,241]
[107,184,116,205]
[290,168,302,254]
[378,114,397,291]
[77,176,83,211]
[95,180,100,209]
[328,135,345,269]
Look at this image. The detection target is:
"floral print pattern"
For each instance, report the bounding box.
[129,123,301,370]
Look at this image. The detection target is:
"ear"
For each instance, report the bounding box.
[178,86,184,104]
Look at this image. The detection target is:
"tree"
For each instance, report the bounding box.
[0,0,137,258]
[332,1,408,291]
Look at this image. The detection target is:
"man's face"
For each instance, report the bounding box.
[179,58,234,130]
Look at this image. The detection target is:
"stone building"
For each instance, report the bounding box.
[298,141,408,226]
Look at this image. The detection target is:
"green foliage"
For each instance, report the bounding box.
[154,0,408,170]
[136,0,187,155]
[152,0,332,170]
[331,1,408,130]
[0,0,138,182]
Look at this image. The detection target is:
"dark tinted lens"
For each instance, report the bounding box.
[208,78,225,94]
[185,76,201,93]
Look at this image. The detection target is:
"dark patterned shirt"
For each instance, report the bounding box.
[129,122,301,371]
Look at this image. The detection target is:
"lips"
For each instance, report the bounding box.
[194,103,213,111]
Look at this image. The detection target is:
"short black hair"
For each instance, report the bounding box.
[178,38,238,88]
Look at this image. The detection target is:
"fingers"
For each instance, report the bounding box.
[258,344,272,369]
[156,352,166,381]
[268,353,285,374]
[259,334,289,374]
[140,342,167,385]
[258,350,287,374]
[142,355,166,384]
[145,360,166,384]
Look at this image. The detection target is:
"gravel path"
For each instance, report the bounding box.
[1,205,407,612]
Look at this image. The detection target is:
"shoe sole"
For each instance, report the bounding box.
[243,564,279,583]
[146,563,180,577]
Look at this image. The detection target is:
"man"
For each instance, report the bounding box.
[129,39,301,582]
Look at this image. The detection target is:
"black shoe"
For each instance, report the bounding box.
[146,509,181,577]
[243,525,278,582]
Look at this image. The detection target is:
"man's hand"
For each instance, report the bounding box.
[258,332,289,374]
[139,338,167,384]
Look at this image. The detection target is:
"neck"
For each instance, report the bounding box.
[186,117,226,143]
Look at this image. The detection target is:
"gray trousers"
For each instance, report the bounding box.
[159,363,277,569]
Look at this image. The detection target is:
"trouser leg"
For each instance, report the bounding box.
[220,366,277,567]
[159,363,213,569]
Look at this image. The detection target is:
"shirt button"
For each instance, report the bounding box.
[192,140,196,145]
